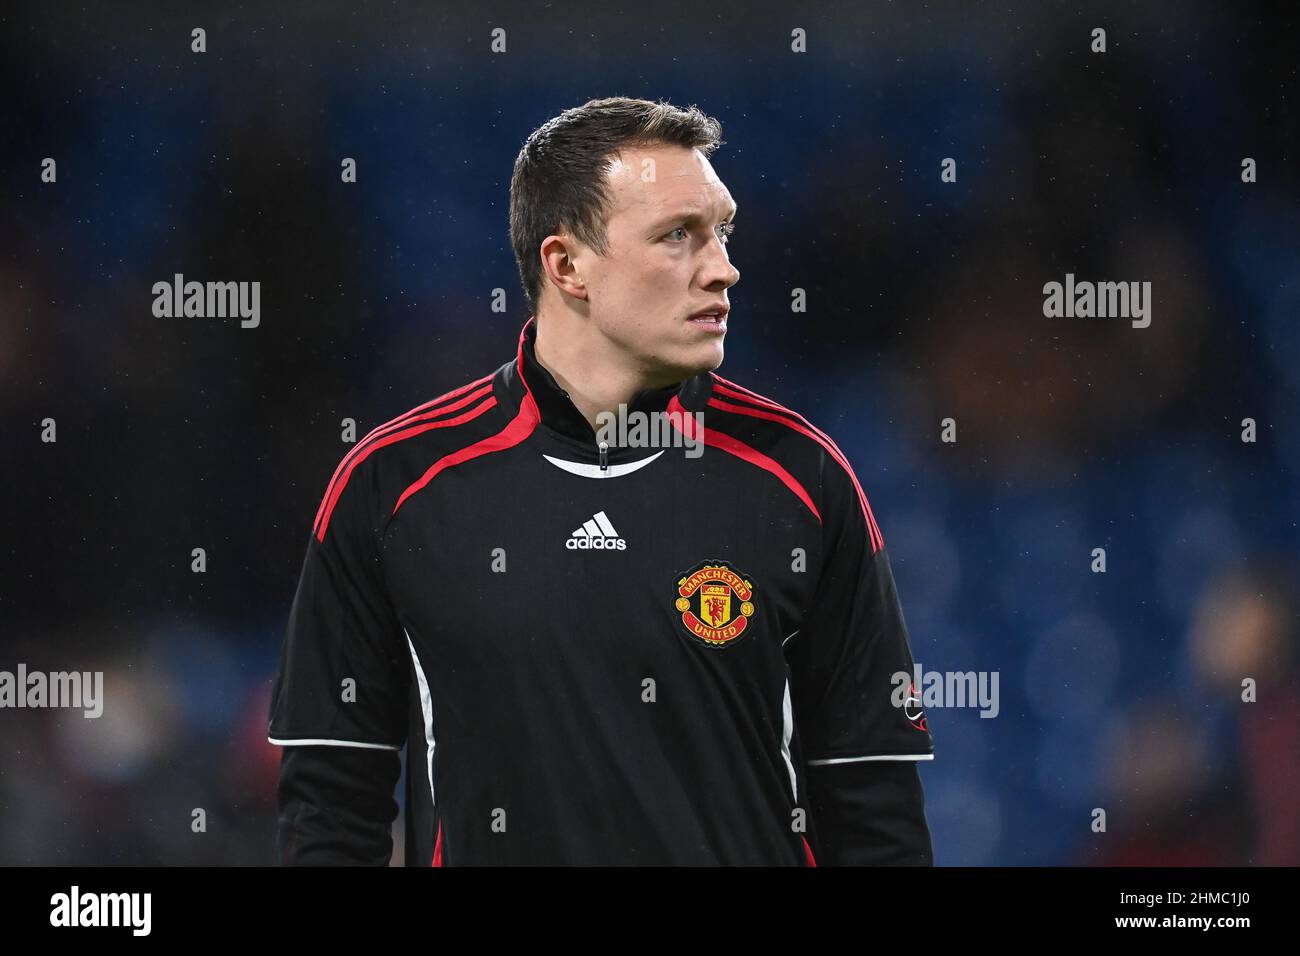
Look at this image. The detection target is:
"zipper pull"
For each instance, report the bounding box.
[598,440,609,472]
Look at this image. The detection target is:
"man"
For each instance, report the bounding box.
[269,96,934,865]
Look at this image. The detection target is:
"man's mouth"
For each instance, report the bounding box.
[687,308,729,332]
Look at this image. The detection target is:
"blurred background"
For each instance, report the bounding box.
[1,0,1297,865]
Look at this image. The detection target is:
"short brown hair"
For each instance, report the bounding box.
[509,96,724,315]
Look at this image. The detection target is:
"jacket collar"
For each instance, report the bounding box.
[496,316,714,458]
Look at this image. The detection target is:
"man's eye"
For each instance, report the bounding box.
[665,223,735,243]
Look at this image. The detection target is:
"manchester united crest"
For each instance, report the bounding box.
[673,560,756,648]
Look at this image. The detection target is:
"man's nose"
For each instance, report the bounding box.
[701,236,740,289]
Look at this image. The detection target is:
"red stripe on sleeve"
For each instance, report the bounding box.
[312,376,495,537]
[710,379,884,552]
[392,392,539,518]
[669,396,820,523]
[314,395,499,542]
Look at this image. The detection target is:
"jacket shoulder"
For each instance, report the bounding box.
[706,372,883,548]
[311,367,505,542]
[707,371,846,464]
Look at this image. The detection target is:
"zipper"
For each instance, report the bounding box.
[598,440,609,472]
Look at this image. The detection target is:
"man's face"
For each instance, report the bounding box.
[569,144,740,383]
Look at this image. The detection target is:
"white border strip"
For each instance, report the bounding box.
[406,629,437,807]
[780,678,798,802]
[807,753,935,765]
[267,737,401,750]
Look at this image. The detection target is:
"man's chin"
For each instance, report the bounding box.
[664,341,724,380]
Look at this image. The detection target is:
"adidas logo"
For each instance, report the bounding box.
[566,510,627,550]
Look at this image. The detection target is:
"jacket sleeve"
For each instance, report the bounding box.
[277,744,402,866]
[268,453,412,865]
[784,446,935,865]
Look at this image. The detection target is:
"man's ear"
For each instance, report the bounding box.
[540,233,588,301]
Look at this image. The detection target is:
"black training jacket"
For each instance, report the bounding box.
[269,317,935,866]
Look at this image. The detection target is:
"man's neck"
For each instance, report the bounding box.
[532,315,681,434]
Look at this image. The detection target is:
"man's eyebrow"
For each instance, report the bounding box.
[651,203,739,229]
